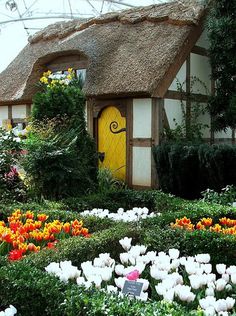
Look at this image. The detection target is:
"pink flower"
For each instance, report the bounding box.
[126,269,140,281]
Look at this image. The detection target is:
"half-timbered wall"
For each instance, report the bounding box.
[132,98,152,187]
[0,104,30,127]
[164,30,233,142]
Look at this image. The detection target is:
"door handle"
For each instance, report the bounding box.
[98,152,105,162]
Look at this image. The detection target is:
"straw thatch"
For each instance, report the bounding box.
[0,0,207,104]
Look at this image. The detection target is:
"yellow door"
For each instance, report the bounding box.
[98,106,126,181]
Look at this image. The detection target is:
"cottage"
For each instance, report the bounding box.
[0,0,231,188]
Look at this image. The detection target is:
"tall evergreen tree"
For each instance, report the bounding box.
[207,0,236,133]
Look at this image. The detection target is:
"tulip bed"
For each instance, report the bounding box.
[44,237,236,315]
[2,192,236,315]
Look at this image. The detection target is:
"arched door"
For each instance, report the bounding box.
[98,106,126,181]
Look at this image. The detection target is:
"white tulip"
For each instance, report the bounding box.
[168,249,180,260]
[226,297,235,310]
[100,268,113,282]
[186,292,195,303]
[114,277,125,289]
[204,306,216,316]
[163,288,175,302]
[145,251,156,262]
[226,266,236,275]
[216,264,226,275]
[225,284,232,292]
[76,276,86,286]
[136,291,148,301]
[203,264,212,274]
[176,285,192,301]
[115,264,125,276]
[94,257,105,268]
[214,299,228,313]
[137,278,149,291]
[128,255,136,266]
[155,283,166,296]
[189,275,203,290]
[216,278,227,291]
[135,263,146,274]
[170,259,180,270]
[205,287,215,297]
[231,273,236,284]
[107,285,118,293]
[150,267,168,280]
[45,262,61,275]
[206,274,217,284]
[87,275,102,288]
[120,253,129,264]
[60,260,72,269]
[119,237,132,251]
[222,273,229,282]
[99,253,111,263]
[195,254,211,264]
[179,257,187,265]
[185,262,198,275]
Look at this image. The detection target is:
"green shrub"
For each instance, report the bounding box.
[0,261,197,316]
[0,128,27,202]
[153,142,236,199]
[18,223,140,270]
[62,189,159,213]
[201,185,236,205]
[23,75,98,200]
[142,225,236,267]
[0,262,67,316]
[65,285,196,316]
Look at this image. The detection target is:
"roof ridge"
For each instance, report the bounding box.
[29,0,205,44]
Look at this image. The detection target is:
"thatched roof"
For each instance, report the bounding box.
[0,0,207,104]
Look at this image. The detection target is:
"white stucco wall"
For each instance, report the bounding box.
[133,98,152,138]
[190,53,211,94]
[0,106,8,127]
[12,105,27,119]
[169,62,186,92]
[164,99,185,128]
[196,105,211,138]
[215,129,233,139]
[132,146,152,186]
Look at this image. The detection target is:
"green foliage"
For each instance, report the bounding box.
[0,128,26,202]
[0,260,196,316]
[19,224,140,270]
[65,286,195,316]
[62,189,159,212]
[201,185,236,205]
[153,142,236,199]
[97,167,125,193]
[22,77,98,200]
[32,79,85,123]
[164,77,209,142]
[153,143,200,199]
[207,0,236,132]
[0,262,67,316]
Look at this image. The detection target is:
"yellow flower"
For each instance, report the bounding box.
[40,76,48,84]
[68,68,73,73]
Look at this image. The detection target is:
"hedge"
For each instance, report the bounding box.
[153,143,236,199]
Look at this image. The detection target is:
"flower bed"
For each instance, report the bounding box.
[171,216,236,235]
[80,207,158,222]
[0,209,90,260]
[45,238,236,315]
